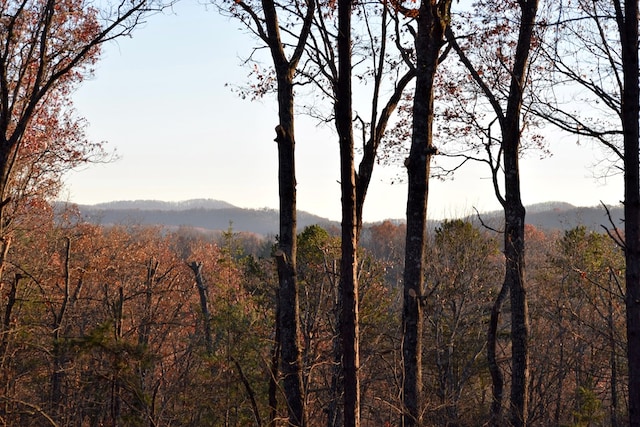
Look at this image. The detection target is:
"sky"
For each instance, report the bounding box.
[64,1,624,223]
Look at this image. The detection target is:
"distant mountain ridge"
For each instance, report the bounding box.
[86,199,237,211]
[472,201,624,232]
[69,199,625,236]
[73,199,339,236]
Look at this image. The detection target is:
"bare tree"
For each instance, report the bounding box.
[617,0,640,421]
[393,1,452,426]
[296,2,418,424]
[218,0,315,423]
[530,1,639,422]
[0,0,161,282]
[445,1,541,424]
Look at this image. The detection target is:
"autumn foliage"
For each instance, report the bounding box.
[0,209,629,426]
[1,0,638,425]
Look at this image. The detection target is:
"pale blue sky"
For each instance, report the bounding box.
[64,1,624,222]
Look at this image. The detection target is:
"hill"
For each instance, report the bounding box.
[67,199,625,236]
[72,199,339,236]
[472,202,624,232]
[86,199,237,211]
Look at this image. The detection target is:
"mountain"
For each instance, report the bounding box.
[86,199,237,211]
[469,202,624,232]
[67,199,625,236]
[72,199,339,236]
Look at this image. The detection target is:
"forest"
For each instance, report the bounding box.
[0,0,639,426]
[0,206,630,427]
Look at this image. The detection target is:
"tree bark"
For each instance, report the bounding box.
[336,0,360,423]
[402,2,450,426]
[273,85,305,423]
[500,3,537,425]
[615,0,640,424]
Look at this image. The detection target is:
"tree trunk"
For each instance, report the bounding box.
[501,3,538,425]
[190,261,214,356]
[503,198,527,427]
[402,2,450,426]
[616,0,640,424]
[336,0,360,424]
[273,86,306,424]
[259,0,314,423]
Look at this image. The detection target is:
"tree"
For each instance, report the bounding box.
[530,1,639,422]
[445,1,541,424]
[219,0,315,423]
[617,1,639,420]
[398,1,452,425]
[300,2,417,423]
[334,0,359,424]
[0,0,161,282]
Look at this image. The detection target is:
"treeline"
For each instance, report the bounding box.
[0,203,626,426]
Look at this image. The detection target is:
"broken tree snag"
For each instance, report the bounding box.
[273,248,287,261]
[188,261,214,356]
[274,125,288,144]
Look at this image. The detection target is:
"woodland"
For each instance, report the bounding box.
[0,0,638,426]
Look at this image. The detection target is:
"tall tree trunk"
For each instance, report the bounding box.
[445,2,537,423]
[258,0,314,422]
[503,196,527,427]
[273,75,306,424]
[501,3,537,425]
[402,2,450,426]
[616,0,640,424]
[335,0,360,425]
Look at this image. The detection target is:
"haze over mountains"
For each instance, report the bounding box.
[67,199,625,236]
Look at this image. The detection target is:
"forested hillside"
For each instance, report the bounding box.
[69,199,339,236]
[70,199,623,235]
[0,203,627,426]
